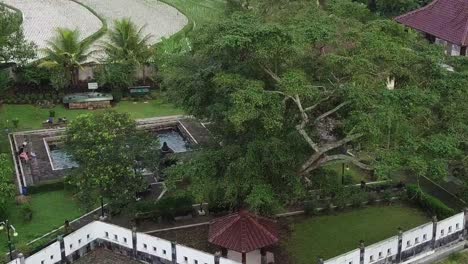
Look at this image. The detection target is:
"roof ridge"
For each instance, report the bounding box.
[395,0,441,21]
[245,214,278,243]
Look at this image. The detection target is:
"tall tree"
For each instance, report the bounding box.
[161,0,467,211]
[101,19,154,83]
[0,6,36,65]
[65,111,159,209]
[39,28,91,88]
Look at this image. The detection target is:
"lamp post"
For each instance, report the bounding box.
[0,220,18,260]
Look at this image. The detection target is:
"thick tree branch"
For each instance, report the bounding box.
[301,154,372,176]
[314,101,349,123]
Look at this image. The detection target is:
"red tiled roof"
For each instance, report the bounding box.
[208,210,279,253]
[395,0,468,46]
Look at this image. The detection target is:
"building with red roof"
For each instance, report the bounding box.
[395,0,468,56]
[208,210,279,264]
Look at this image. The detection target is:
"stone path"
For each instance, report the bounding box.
[1,0,102,53]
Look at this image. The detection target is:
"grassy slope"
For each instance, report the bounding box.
[0,190,84,251]
[288,205,429,263]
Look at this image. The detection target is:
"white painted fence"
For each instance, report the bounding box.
[10,221,241,264]
[324,211,467,264]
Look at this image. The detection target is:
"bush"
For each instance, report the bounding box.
[406,184,455,219]
[12,118,19,128]
[20,203,33,222]
[49,110,56,118]
[304,200,319,215]
[27,180,65,194]
[111,88,123,103]
[134,195,194,222]
[350,191,367,207]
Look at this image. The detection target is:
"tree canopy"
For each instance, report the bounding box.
[65,111,160,209]
[0,6,36,65]
[161,0,467,213]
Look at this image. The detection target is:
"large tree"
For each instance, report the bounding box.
[65,111,159,209]
[0,6,36,64]
[161,0,467,212]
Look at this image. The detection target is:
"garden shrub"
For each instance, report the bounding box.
[135,195,194,222]
[20,203,33,222]
[49,110,56,118]
[304,199,318,215]
[12,118,19,128]
[406,184,455,219]
[350,190,367,207]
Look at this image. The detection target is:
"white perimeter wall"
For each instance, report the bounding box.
[176,244,215,264]
[324,248,360,264]
[402,222,433,250]
[363,236,398,264]
[436,212,464,240]
[94,221,133,249]
[220,257,243,264]
[64,221,96,256]
[25,241,61,264]
[136,232,172,261]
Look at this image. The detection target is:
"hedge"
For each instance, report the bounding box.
[406,184,455,219]
[135,195,194,221]
[27,180,65,194]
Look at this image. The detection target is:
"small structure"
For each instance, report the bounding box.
[208,210,278,264]
[395,0,468,56]
[128,86,150,97]
[62,92,113,109]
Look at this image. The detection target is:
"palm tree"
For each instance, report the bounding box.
[39,28,92,88]
[102,18,154,82]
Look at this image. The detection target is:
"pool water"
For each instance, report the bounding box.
[157,130,191,153]
[50,149,78,170]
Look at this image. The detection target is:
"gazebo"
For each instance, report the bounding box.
[395,0,468,56]
[208,210,279,264]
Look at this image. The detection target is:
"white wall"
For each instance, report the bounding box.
[94,221,133,249]
[402,222,433,250]
[25,241,61,264]
[7,259,20,264]
[436,212,464,240]
[176,244,215,264]
[324,248,360,264]
[136,232,172,261]
[64,221,97,256]
[363,236,398,264]
[220,257,243,264]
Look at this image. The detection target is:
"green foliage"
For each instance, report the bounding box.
[95,63,137,91]
[0,154,15,219]
[0,69,11,98]
[0,6,36,64]
[65,111,160,209]
[406,184,455,219]
[39,28,92,87]
[15,65,51,86]
[27,180,64,194]
[20,203,33,222]
[135,195,194,221]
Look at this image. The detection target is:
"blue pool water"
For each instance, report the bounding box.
[157,130,191,153]
[50,149,78,170]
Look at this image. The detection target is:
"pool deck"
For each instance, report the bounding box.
[10,116,214,189]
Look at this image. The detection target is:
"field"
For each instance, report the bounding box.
[286,205,429,263]
[0,190,85,252]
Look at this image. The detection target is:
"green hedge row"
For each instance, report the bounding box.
[406,184,455,219]
[135,195,194,221]
[27,180,65,194]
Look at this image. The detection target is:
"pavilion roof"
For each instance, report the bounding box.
[208,210,279,253]
[395,0,468,46]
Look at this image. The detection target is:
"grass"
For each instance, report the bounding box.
[0,190,85,252]
[439,251,468,264]
[324,163,374,184]
[287,205,429,263]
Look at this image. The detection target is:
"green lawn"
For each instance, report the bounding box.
[0,190,84,252]
[324,163,374,184]
[438,251,468,264]
[287,205,429,263]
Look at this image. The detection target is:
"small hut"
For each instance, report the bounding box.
[395,0,468,56]
[208,210,278,264]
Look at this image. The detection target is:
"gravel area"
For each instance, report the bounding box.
[75,0,188,44]
[1,0,102,51]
